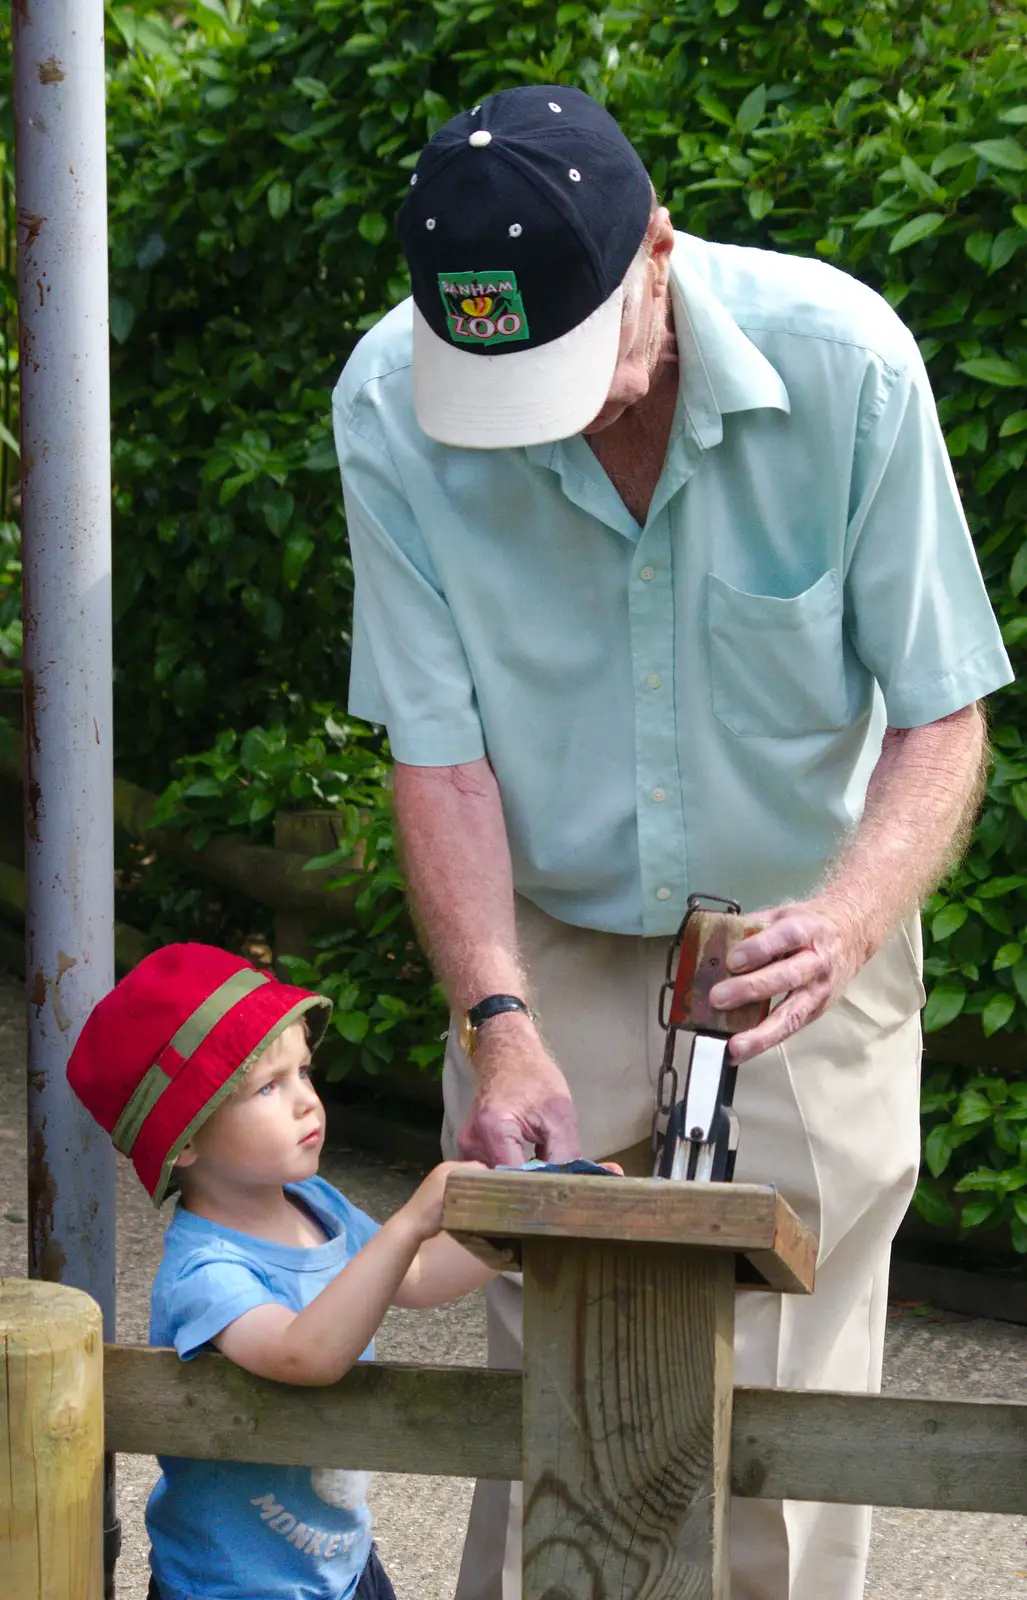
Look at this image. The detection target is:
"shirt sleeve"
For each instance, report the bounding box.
[333,382,487,767]
[162,1247,275,1361]
[843,340,1013,728]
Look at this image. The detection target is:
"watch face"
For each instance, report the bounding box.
[458,1012,475,1058]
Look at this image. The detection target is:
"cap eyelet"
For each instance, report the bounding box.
[409,173,418,186]
[508,222,522,238]
[549,102,562,113]
[426,218,436,231]
[471,104,481,114]
[568,168,581,182]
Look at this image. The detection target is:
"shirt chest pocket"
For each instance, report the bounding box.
[707,569,850,737]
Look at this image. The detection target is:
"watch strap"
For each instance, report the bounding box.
[467,994,532,1029]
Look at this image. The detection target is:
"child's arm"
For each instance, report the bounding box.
[392,1231,496,1309]
[214,1160,484,1385]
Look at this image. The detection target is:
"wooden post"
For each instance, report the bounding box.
[273,810,352,968]
[0,1278,104,1599]
[523,1239,734,1597]
[444,1171,816,1600]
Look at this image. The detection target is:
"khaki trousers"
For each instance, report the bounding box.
[442,896,925,1600]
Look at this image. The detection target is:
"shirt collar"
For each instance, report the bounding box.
[670,234,790,449]
[524,232,790,470]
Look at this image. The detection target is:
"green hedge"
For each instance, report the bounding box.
[1,0,1026,1241]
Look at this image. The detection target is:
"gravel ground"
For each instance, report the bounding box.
[0,971,1024,1597]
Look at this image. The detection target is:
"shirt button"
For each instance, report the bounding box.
[656,886,672,901]
[639,566,655,581]
[651,787,666,803]
[646,674,662,690]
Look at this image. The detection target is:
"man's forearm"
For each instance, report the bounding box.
[820,702,987,958]
[392,757,527,1012]
[392,758,580,1161]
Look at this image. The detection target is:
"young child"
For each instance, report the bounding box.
[68,942,494,1600]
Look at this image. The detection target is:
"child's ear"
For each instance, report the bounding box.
[174,1142,198,1172]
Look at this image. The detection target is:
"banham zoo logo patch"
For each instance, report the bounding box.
[437,271,531,348]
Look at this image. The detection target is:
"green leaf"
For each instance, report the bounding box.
[696,93,734,127]
[263,488,295,538]
[1012,960,1027,1007]
[746,188,774,221]
[912,1175,956,1228]
[999,107,1027,126]
[974,875,1027,898]
[736,84,767,134]
[994,943,1024,971]
[982,991,1016,1035]
[971,138,1027,173]
[899,155,942,200]
[931,903,968,941]
[358,212,388,246]
[990,229,1022,273]
[922,982,966,1033]
[930,144,974,176]
[888,213,945,253]
[267,181,292,222]
[1011,542,1027,597]
[965,231,992,269]
[109,295,135,346]
[999,410,1027,438]
[923,1123,955,1178]
[960,1197,1002,1229]
[293,77,330,102]
[955,357,1024,386]
[335,1011,370,1044]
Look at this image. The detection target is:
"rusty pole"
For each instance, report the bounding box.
[12,0,119,1590]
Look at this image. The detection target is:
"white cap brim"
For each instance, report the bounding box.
[411,282,624,449]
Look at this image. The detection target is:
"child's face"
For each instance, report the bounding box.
[176,1021,325,1192]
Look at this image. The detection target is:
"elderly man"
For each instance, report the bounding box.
[332,85,1012,1600]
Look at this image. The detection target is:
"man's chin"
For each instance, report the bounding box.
[582,404,628,436]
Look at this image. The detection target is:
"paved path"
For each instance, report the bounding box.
[0,973,1023,1596]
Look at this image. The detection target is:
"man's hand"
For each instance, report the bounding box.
[457,1015,581,1166]
[708,895,872,1064]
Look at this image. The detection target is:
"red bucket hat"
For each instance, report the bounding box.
[68,943,332,1205]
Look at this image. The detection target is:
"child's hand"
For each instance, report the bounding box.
[402,1159,487,1242]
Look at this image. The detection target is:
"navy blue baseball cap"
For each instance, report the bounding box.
[397,85,653,448]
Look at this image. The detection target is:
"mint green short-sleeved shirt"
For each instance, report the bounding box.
[333,234,1013,937]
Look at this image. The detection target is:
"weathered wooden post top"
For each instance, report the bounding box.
[443,1170,817,1600]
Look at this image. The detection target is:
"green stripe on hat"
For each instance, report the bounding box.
[113,966,271,1158]
[111,1062,172,1156]
[152,993,331,1207]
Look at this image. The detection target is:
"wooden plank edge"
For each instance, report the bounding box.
[455,1232,813,1294]
[104,1346,520,1481]
[732,1387,1027,1515]
[443,1172,792,1248]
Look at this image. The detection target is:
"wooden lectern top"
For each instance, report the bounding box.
[443,1171,817,1295]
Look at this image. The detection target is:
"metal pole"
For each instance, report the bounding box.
[12,2,118,1592]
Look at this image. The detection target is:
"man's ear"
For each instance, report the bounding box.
[174,1142,198,1172]
[646,206,675,263]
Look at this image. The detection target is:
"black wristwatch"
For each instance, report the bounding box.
[458,994,534,1059]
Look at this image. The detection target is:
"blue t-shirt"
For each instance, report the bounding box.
[147,1177,380,1600]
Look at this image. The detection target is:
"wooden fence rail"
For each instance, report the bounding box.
[102,1344,1027,1517]
[4,1173,1027,1600]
